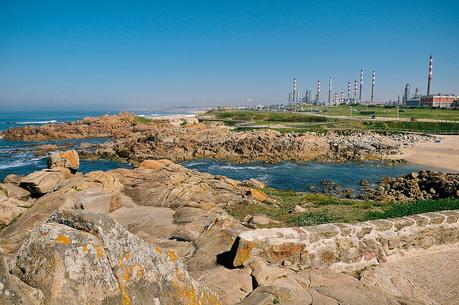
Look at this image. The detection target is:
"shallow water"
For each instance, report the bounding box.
[182,159,438,192]
[0,137,133,181]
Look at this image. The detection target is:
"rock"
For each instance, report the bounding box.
[48,150,80,173]
[193,266,253,304]
[34,144,58,156]
[4,174,22,186]
[248,189,269,202]
[250,260,294,286]
[0,183,30,201]
[109,206,178,244]
[19,170,65,196]
[242,179,266,190]
[65,188,123,213]
[186,216,247,271]
[138,159,168,170]
[359,179,369,186]
[0,249,44,305]
[0,199,26,227]
[293,205,306,214]
[13,209,221,305]
[250,215,272,226]
[85,171,124,192]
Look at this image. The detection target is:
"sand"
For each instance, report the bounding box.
[393,135,459,173]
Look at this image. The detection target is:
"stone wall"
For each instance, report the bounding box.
[232,210,459,272]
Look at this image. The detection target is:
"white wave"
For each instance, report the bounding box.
[16,120,57,125]
[213,164,268,171]
[0,159,36,170]
[183,161,209,167]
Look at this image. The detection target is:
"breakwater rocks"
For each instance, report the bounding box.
[363,171,459,202]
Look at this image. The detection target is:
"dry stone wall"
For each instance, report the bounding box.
[232,210,459,272]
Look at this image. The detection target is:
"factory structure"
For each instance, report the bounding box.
[287,55,458,109]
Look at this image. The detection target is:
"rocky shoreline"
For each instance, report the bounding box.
[3,112,430,165]
[0,150,458,304]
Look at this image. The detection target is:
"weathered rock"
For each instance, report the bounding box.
[48,150,80,172]
[0,200,26,227]
[248,189,269,202]
[186,216,247,271]
[0,249,44,305]
[0,183,30,201]
[249,215,272,226]
[14,209,221,305]
[65,188,123,213]
[4,174,22,186]
[293,205,306,214]
[19,169,65,196]
[193,266,253,304]
[242,179,266,190]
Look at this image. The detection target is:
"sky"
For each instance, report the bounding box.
[0,0,458,111]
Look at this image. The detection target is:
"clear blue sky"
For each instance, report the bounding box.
[1,0,458,110]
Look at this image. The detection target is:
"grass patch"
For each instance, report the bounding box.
[367,197,459,219]
[211,110,333,123]
[228,188,459,227]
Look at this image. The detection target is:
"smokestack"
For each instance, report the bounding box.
[340,91,344,104]
[328,77,332,105]
[427,55,433,96]
[354,80,358,101]
[347,82,351,102]
[293,78,297,103]
[371,71,375,103]
[316,80,321,104]
[334,92,337,105]
[359,70,364,103]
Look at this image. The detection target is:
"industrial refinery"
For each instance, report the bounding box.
[286,55,459,109]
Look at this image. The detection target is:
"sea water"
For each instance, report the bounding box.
[0,110,185,180]
[0,110,438,190]
[182,159,436,192]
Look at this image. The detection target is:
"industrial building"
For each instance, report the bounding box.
[420,95,459,108]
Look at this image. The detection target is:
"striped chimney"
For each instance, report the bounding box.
[347,82,351,99]
[354,80,358,100]
[359,70,364,102]
[371,71,375,103]
[316,80,321,103]
[427,55,433,96]
[328,77,332,105]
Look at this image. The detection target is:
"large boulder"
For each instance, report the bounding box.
[0,250,44,305]
[19,169,65,196]
[0,183,30,201]
[47,150,80,173]
[13,209,221,305]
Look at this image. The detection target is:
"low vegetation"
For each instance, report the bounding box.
[228,188,459,227]
[209,109,459,134]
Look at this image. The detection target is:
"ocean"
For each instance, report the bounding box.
[0,110,188,180]
[0,110,437,190]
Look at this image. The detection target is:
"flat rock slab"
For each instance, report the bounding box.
[362,246,459,305]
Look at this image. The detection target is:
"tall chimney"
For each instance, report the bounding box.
[359,70,364,103]
[293,78,297,103]
[340,91,344,104]
[347,81,351,101]
[354,80,358,101]
[427,55,433,96]
[316,80,321,104]
[334,92,337,105]
[371,71,375,103]
[328,77,332,105]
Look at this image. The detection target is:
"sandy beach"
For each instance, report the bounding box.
[393,135,459,173]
